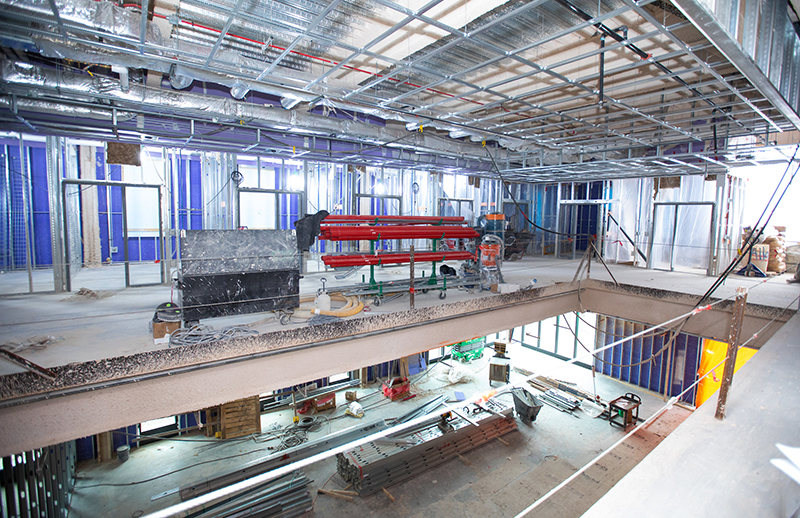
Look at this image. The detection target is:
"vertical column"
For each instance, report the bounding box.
[230,153,239,230]
[171,148,179,275]
[79,146,102,267]
[409,245,415,310]
[46,136,66,291]
[18,135,33,292]
[715,287,748,420]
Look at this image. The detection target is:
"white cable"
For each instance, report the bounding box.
[513,293,799,517]
[142,295,737,518]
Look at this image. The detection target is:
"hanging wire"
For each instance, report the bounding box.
[513,293,800,518]
[484,145,593,239]
[563,313,678,368]
[696,145,799,307]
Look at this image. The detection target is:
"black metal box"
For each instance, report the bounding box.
[179,230,300,321]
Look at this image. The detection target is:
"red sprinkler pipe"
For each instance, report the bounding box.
[319,225,478,241]
[323,215,466,225]
[322,251,474,267]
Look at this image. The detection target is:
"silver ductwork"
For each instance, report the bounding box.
[0,60,513,161]
[0,0,534,151]
[2,0,163,46]
[168,64,193,90]
[0,94,136,121]
[32,33,529,148]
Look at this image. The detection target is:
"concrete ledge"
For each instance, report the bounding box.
[579,279,792,347]
[583,311,800,518]
[0,279,792,457]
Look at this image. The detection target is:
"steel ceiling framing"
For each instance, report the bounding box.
[0,0,797,182]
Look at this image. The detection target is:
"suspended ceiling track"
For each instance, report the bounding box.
[0,0,796,179]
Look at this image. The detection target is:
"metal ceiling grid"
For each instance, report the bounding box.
[255,0,789,151]
[0,0,797,183]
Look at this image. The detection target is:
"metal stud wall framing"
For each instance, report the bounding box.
[1,441,76,518]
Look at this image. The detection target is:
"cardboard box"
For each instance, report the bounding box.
[491,283,520,293]
[313,393,336,411]
[499,283,520,293]
[153,321,181,339]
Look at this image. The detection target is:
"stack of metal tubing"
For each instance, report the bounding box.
[319,215,478,268]
[322,251,474,268]
[181,471,312,518]
[322,215,468,225]
[336,399,517,496]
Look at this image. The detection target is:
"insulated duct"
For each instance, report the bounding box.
[0,95,136,121]
[168,64,193,90]
[0,0,535,150]
[0,60,513,162]
[29,33,530,148]
[1,0,163,46]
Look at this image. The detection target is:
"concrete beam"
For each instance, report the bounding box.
[0,285,580,456]
[0,281,791,456]
[579,280,790,348]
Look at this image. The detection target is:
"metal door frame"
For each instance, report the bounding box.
[438,197,473,219]
[557,199,611,259]
[61,179,165,291]
[647,201,716,275]
[236,187,306,229]
[355,193,402,216]
[501,199,531,231]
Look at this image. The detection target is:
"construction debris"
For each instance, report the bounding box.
[1,335,62,353]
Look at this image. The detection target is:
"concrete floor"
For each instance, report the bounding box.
[1,255,796,377]
[67,340,691,518]
[4,255,795,516]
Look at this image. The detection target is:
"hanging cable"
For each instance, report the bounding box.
[564,314,679,368]
[513,293,800,518]
[484,145,593,238]
[696,145,799,307]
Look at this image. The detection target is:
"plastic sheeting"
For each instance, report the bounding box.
[651,175,717,272]
[604,178,647,265]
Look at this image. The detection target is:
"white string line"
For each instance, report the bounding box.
[513,293,800,518]
[141,293,740,518]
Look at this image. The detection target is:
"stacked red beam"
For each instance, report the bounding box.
[323,215,466,225]
[319,225,478,241]
[322,251,474,267]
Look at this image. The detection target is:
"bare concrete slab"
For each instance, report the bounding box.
[583,311,800,518]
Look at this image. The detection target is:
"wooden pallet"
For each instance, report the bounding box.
[218,396,261,439]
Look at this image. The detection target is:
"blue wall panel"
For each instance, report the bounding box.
[75,437,94,463]
[597,315,701,404]
[190,159,203,229]
[140,237,157,261]
[29,148,52,267]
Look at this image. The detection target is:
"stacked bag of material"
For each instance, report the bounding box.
[764,226,787,273]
